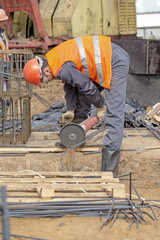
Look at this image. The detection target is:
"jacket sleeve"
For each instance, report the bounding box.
[56,61,104,108]
[63,83,78,110]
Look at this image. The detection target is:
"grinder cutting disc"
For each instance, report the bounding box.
[60,123,85,148]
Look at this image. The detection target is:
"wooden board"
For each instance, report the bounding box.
[0,147,102,154]
[0,172,126,202]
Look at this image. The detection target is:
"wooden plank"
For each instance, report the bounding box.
[0,171,126,202]
[148,103,160,118]
[7,192,38,197]
[53,192,109,198]
[0,147,101,153]
[0,171,113,177]
[6,197,105,203]
[102,183,125,189]
[6,189,112,199]
[0,183,120,191]
[7,197,116,203]
[5,191,112,201]
[0,183,55,189]
[7,198,43,203]
[0,177,119,183]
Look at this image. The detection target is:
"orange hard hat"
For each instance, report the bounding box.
[23,58,42,87]
[0,9,8,21]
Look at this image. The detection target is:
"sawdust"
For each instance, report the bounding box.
[1,81,160,240]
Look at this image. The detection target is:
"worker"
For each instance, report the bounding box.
[0,9,10,90]
[23,36,130,173]
[0,9,10,118]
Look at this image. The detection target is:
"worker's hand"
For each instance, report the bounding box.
[96,105,106,122]
[61,110,75,124]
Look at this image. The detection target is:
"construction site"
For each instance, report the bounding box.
[0,0,160,240]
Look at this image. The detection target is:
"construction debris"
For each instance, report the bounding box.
[148,102,160,123]
[124,98,160,139]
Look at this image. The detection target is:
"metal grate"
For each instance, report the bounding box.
[0,49,33,145]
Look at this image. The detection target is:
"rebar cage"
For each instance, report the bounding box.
[0,49,33,145]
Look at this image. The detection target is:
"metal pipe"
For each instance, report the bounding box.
[1,186,10,240]
[128,217,135,230]
[129,171,132,200]
[131,182,143,204]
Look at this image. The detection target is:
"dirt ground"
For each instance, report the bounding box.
[1,81,160,240]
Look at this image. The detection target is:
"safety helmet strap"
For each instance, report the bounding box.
[35,56,43,76]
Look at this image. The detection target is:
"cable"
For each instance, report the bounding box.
[18,170,45,179]
[32,92,52,107]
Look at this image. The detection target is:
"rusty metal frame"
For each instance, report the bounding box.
[0,49,33,145]
[0,0,52,50]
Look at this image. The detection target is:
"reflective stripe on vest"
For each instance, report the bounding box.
[93,36,104,86]
[46,36,112,89]
[0,33,9,61]
[75,37,90,77]
[76,36,105,86]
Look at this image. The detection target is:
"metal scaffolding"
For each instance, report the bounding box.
[0,49,33,145]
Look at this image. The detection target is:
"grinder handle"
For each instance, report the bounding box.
[79,116,99,132]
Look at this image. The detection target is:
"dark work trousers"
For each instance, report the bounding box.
[74,90,91,119]
[103,43,130,151]
[74,84,104,120]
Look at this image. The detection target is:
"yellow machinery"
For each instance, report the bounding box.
[13,0,137,40]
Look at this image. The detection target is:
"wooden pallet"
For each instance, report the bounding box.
[0,172,126,202]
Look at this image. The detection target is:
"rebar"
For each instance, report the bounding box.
[0,192,159,232]
[0,49,33,145]
[1,197,158,223]
[0,186,10,240]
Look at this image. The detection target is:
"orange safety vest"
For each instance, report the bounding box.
[46,36,112,89]
[0,32,9,62]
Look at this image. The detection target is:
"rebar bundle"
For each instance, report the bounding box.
[6,196,159,231]
[0,49,33,145]
[0,178,159,240]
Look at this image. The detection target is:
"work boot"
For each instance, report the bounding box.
[101,148,120,174]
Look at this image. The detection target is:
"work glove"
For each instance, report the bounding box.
[61,110,75,124]
[96,105,106,122]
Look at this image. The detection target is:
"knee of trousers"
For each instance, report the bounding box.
[103,132,123,151]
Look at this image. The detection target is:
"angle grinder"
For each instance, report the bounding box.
[59,116,99,148]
